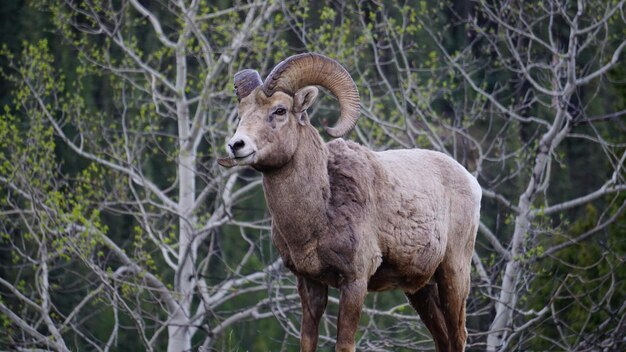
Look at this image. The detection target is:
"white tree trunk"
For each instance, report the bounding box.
[168,25,196,348]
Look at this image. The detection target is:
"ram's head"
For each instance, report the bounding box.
[218,53,360,170]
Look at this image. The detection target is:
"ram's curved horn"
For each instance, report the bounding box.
[234,69,262,101]
[262,53,360,138]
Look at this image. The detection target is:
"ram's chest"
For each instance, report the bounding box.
[271,227,320,271]
[271,228,358,288]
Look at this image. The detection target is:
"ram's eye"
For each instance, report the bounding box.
[274,107,286,115]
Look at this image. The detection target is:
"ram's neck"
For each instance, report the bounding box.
[262,125,330,245]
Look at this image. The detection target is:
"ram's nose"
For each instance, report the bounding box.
[225,133,256,160]
[228,139,246,154]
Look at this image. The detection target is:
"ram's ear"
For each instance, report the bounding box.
[293,86,318,125]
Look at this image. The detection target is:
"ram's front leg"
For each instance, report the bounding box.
[297,276,328,352]
[336,279,368,352]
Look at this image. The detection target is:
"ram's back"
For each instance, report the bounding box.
[325,140,481,290]
[375,148,481,205]
[371,148,481,285]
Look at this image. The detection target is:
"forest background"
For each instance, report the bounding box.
[0,0,624,351]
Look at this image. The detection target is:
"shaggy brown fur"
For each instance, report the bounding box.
[220,59,481,352]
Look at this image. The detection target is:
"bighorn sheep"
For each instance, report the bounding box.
[218,53,481,352]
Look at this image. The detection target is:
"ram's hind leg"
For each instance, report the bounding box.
[405,284,450,351]
[435,254,472,351]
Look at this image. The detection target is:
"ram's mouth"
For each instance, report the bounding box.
[217,152,255,168]
[234,151,255,161]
